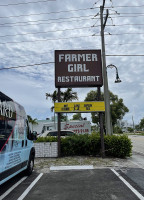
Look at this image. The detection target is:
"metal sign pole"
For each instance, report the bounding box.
[97,87,105,158]
[57,87,61,157]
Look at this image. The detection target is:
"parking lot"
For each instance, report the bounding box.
[1,165,144,200]
[1,135,144,200]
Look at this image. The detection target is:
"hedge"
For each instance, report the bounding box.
[35,134,132,158]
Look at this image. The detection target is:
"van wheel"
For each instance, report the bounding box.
[25,154,34,176]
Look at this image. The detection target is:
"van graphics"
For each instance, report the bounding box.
[0,92,16,152]
[0,100,13,118]
[5,151,22,170]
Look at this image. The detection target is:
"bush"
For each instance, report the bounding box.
[35,136,58,143]
[113,126,123,134]
[104,135,132,158]
[35,134,132,158]
[61,134,132,158]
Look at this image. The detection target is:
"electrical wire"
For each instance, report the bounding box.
[1,54,144,71]
[0,32,144,45]
[0,14,143,28]
[106,24,144,27]
[105,5,144,8]
[0,23,143,38]
[0,7,96,19]
[0,16,96,28]
[0,34,94,45]
[108,15,144,18]
[0,0,55,7]
[0,25,94,38]
[105,42,144,46]
[105,33,144,36]
[0,62,54,70]
[106,55,144,56]
[0,14,95,26]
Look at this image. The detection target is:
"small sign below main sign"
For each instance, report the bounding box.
[54,101,105,113]
[55,50,103,88]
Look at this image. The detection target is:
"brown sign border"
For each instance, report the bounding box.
[55,50,103,88]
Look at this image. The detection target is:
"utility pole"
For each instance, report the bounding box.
[100,2,112,135]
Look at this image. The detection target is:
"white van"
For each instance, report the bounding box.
[0,92,35,185]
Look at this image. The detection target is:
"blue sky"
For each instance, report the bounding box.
[0,0,143,125]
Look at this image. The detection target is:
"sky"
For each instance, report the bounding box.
[0,0,143,125]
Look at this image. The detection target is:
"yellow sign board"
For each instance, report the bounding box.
[54,101,105,113]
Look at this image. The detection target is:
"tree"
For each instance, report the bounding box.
[71,113,82,120]
[84,90,129,127]
[27,115,38,132]
[63,88,78,123]
[63,88,78,102]
[46,90,59,128]
[139,118,144,130]
[127,127,134,133]
[46,88,78,124]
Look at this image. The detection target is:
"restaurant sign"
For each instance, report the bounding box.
[55,50,103,88]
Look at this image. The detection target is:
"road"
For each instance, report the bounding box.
[129,135,144,155]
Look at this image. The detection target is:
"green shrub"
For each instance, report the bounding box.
[35,136,58,142]
[113,126,123,134]
[35,134,132,158]
[104,135,132,158]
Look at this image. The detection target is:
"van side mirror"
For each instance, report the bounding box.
[32,131,37,140]
[27,131,37,140]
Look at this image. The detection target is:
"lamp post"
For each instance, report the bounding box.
[107,64,122,83]
[105,64,122,135]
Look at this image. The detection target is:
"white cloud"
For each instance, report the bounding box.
[0,0,144,125]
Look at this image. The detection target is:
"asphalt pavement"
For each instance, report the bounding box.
[23,168,144,200]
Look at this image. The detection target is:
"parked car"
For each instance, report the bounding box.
[40,130,76,137]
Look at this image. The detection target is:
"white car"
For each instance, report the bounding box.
[40,130,76,137]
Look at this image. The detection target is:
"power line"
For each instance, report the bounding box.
[0,0,55,7]
[105,42,144,46]
[0,14,95,26]
[0,7,96,19]
[0,25,94,38]
[105,33,144,36]
[0,34,94,45]
[108,15,144,18]
[0,32,144,45]
[0,23,143,38]
[0,16,96,28]
[106,55,144,56]
[0,15,143,28]
[0,13,143,27]
[105,5,144,8]
[107,24,144,27]
[118,13,144,14]
[0,62,54,70]
[1,54,144,70]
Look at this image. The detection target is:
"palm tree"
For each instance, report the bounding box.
[46,88,78,126]
[46,90,59,129]
[27,115,38,132]
[63,88,78,123]
[63,88,78,102]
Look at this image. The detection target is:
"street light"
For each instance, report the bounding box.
[107,64,122,83]
[103,64,121,135]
